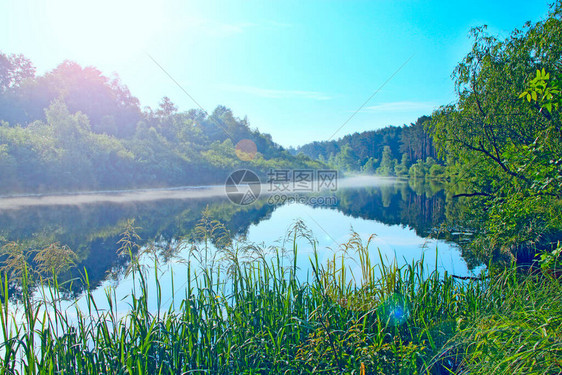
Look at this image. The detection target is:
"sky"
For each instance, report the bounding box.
[0,0,553,147]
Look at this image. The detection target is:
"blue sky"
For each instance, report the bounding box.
[1,0,552,146]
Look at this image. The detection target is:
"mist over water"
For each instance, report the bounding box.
[0,185,228,210]
[0,176,395,210]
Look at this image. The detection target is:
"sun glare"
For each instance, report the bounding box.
[45,0,163,63]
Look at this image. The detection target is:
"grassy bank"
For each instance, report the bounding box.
[0,227,560,374]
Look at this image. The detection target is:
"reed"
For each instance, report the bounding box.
[0,221,559,374]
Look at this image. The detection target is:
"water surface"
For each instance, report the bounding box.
[0,177,479,301]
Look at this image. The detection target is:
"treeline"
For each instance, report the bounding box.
[293,115,442,177]
[0,56,323,193]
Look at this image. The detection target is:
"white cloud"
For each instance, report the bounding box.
[365,101,438,113]
[221,84,332,100]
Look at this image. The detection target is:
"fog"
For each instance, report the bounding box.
[0,176,397,210]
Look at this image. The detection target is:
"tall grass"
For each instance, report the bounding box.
[439,267,562,374]
[0,221,560,374]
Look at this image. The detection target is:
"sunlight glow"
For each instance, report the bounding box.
[45,0,164,63]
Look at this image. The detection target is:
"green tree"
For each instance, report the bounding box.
[394,153,410,177]
[376,146,396,176]
[334,144,359,171]
[362,157,379,174]
[429,3,562,259]
[0,52,35,92]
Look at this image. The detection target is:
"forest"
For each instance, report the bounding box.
[0,50,445,195]
[0,57,323,193]
[294,115,442,178]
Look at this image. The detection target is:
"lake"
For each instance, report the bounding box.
[0,176,481,307]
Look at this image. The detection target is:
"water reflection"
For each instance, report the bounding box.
[0,179,475,293]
